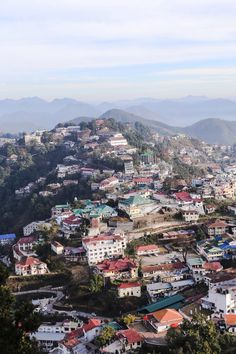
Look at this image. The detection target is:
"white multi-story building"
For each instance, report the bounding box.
[15,256,48,276]
[23,221,50,236]
[109,133,128,147]
[181,209,199,222]
[82,234,127,265]
[202,279,236,316]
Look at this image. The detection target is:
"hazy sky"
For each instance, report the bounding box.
[1,0,236,101]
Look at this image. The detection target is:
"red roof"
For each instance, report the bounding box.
[136,244,159,253]
[203,262,223,272]
[17,235,38,244]
[16,256,44,267]
[117,328,143,343]
[63,215,81,225]
[207,219,228,228]
[83,318,101,332]
[174,192,192,202]
[65,318,102,343]
[118,282,141,289]
[96,257,137,273]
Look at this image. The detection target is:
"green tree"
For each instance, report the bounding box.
[89,274,104,293]
[0,286,42,354]
[96,326,116,347]
[0,262,42,353]
[0,263,9,285]
[166,314,221,354]
[121,314,136,326]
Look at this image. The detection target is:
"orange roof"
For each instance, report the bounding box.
[151,309,183,324]
[207,219,228,228]
[224,314,236,326]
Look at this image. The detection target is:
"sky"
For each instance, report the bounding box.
[1,0,236,101]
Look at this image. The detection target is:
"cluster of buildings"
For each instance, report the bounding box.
[3,119,236,352]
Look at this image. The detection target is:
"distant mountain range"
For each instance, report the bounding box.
[1,96,236,144]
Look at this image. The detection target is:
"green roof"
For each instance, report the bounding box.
[121,195,152,207]
[138,294,185,313]
[106,321,122,330]
[55,204,70,208]
[187,257,204,266]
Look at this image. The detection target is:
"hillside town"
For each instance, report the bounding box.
[2,118,236,353]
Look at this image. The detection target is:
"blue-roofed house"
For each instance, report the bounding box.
[0,233,16,245]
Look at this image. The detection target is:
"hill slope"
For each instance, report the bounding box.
[99,109,179,135]
[183,118,236,145]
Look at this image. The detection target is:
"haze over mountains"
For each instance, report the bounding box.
[1,96,236,144]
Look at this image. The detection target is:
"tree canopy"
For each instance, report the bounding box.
[167,314,222,354]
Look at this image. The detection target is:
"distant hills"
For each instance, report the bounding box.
[1,96,236,144]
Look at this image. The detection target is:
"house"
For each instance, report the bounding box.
[15,256,48,276]
[90,205,118,219]
[95,257,138,280]
[136,244,159,256]
[204,219,228,236]
[82,234,127,265]
[117,282,141,298]
[51,204,71,217]
[23,221,50,236]
[51,241,64,255]
[147,280,194,300]
[0,233,16,245]
[181,209,199,222]
[13,235,39,261]
[31,320,81,352]
[187,257,223,283]
[108,133,128,147]
[142,262,188,281]
[62,215,82,230]
[118,195,155,218]
[197,241,224,262]
[174,191,192,204]
[100,328,143,354]
[202,278,236,316]
[143,308,183,333]
[205,205,217,214]
[133,177,153,186]
[116,328,142,352]
[99,176,119,191]
[162,229,195,241]
[57,318,102,354]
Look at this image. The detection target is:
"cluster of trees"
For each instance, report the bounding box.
[95,326,116,348]
[166,314,236,354]
[0,263,42,354]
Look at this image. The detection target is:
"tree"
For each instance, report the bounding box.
[121,314,136,326]
[166,314,221,354]
[89,274,104,293]
[0,263,9,285]
[0,263,42,353]
[96,326,116,347]
[0,286,42,354]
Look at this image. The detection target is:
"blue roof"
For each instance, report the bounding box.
[215,235,222,241]
[0,233,16,240]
